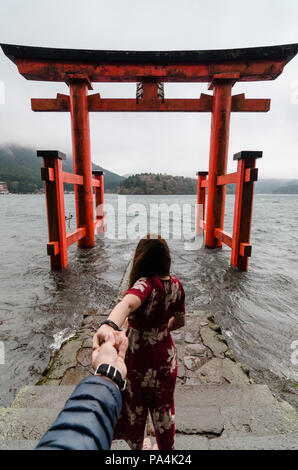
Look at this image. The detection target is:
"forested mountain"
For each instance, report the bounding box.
[119,173,197,195]
[271,181,298,194]
[0,145,124,193]
[0,145,297,194]
[255,179,298,194]
[119,173,298,195]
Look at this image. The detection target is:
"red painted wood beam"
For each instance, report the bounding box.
[69,78,95,248]
[213,229,252,257]
[41,167,55,182]
[47,241,60,256]
[87,93,213,112]
[43,167,97,187]
[66,227,87,247]
[39,153,68,269]
[32,93,70,112]
[31,92,270,113]
[217,172,237,186]
[62,171,84,185]
[31,93,214,112]
[16,58,287,83]
[208,73,240,90]
[232,93,270,112]
[214,228,233,248]
[92,178,100,187]
[231,151,261,270]
[196,171,208,236]
[200,178,208,188]
[205,80,233,248]
[245,167,258,182]
[239,243,252,258]
[216,168,258,186]
[93,171,105,234]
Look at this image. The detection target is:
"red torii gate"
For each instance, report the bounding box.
[1,43,297,270]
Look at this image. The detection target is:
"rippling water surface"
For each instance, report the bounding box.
[0,193,297,407]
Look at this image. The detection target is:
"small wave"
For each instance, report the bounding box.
[122,251,134,261]
[225,330,233,338]
[49,328,75,351]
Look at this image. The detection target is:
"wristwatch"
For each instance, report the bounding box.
[94,363,126,391]
[98,319,121,331]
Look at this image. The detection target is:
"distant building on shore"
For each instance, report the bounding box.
[0,181,9,194]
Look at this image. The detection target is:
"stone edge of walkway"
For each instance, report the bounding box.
[35,260,132,386]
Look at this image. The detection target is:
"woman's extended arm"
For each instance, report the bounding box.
[93,294,141,349]
[108,294,141,328]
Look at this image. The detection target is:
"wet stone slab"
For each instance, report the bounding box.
[200,326,228,358]
[76,347,93,368]
[37,296,252,394]
[61,367,91,386]
[185,343,210,356]
[184,355,209,372]
[175,311,251,386]
[175,406,224,435]
[38,310,109,385]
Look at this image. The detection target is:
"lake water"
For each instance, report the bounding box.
[0,193,297,407]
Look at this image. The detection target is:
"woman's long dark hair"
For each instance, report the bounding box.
[128,234,171,289]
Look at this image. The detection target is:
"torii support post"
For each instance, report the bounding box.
[196,171,208,236]
[37,149,105,270]
[92,170,105,234]
[37,150,68,270]
[205,78,234,248]
[196,150,262,271]
[69,77,95,248]
[231,151,262,270]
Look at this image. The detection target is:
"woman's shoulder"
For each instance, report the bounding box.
[132,275,184,291]
[169,275,185,295]
[132,277,151,289]
[170,274,183,285]
[126,277,153,299]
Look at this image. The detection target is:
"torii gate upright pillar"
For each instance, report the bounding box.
[206,78,233,248]
[69,77,95,248]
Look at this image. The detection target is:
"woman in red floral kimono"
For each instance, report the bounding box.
[93,234,186,450]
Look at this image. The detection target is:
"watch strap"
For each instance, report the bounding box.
[99,319,121,331]
[95,363,126,391]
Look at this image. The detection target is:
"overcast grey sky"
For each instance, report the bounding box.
[0,0,297,178]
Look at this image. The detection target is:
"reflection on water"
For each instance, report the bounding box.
[0,193,297,407]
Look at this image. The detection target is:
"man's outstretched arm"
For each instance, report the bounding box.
[36,332,128,450]
[35,375,122,450]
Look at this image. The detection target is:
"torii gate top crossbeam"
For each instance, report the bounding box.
[1,43,297,83]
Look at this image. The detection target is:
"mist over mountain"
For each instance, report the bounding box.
[0,145,124,193]
[119,173,298,195]
[0,145,297,194]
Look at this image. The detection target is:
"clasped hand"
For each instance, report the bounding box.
[92,327,128,380]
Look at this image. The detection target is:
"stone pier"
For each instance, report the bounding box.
[0,262,297,450]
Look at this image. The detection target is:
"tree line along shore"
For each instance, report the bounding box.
[1,145,297,195]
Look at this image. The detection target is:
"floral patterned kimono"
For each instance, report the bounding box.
[113,275,185,450]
